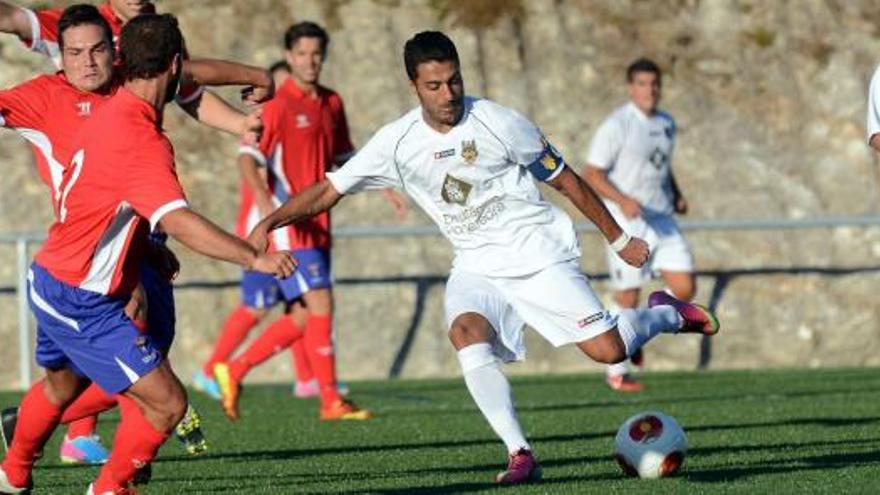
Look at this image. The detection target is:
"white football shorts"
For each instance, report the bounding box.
[606,213,694,291]
[444,260,617,362]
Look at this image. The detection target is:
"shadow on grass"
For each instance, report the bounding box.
[686,447,880,483]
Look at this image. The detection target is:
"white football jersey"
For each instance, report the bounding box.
[867,64,880,143]
[586,102,677,216]
[327,97,580,277]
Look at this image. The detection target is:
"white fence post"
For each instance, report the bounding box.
[16,239,30,390]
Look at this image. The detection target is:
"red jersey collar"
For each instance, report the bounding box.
[281,78,325,100]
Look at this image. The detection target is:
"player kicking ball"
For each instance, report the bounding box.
[248,31,720,485]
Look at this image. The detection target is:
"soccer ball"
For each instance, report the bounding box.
[614,411,687,479]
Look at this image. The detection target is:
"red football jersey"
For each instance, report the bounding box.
[35,88,188,297]
[0,73,116,197]
[238,79,354,250]
[20,1,203,104]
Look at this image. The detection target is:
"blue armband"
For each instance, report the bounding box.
[526,138,566,182]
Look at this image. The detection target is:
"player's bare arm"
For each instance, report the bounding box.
[0,1,30,39]
[871,134,880,152]
[237,152,275,217]
[669,170,688,215]
[582,164,642,219]
[184,58,274,105]
[159,207,296,277]
[178,90,263,143]
[550,167,649,267]
[248,180,343,252]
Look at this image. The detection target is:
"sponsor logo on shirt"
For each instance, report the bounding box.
[295,114,311,128]
[434,148,455,159]
[76,101,91,116]
[441,174,472,205]
[578,312,606,328]
[460,139,478,164]
[442,195,506,235]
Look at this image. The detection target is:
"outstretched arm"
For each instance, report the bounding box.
[248,181,343,252]
[0,1,31,40]
[548,167,648,267]
[178,90,262,143]
[183,59,273,105]
[159,207,295,277]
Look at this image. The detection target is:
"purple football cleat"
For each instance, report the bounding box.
[648,291,720,335]
[496,448,542,485]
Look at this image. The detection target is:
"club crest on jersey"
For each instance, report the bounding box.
[649,148,667,169]
[460,140,478,164]
[296,114,311,128]
[441,174,472,205]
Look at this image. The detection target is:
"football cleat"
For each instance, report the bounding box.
[496,448,542,484]
[213,362,241,422]
[192,370,222,401]
[0,465,29,494]
[1,407,17,453]
[86,482,135,495]
[606,373,645,393]
[175,404,208,455]
[132,462,152,488]
[60,435,109,465]
[319,399,372,421]
[648,291,720,335]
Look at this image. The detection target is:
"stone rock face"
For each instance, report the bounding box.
[1,0,879,389]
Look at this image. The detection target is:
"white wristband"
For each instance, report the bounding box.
[609,232,631,252]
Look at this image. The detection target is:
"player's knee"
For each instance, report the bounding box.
[448,313,492,350]
[615,289,640,309]
[161,387,188,430]
[671,283,696,302]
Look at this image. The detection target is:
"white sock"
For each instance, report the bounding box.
[457,343,530,454]
[607,359,631,377]
[605,301,631,376]
[616,307,682,357]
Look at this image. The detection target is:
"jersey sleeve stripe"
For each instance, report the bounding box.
[238,145,267,167]
[149,199,188,231]
[22,7,40,49]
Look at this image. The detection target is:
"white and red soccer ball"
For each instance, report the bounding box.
[614,411,687,479]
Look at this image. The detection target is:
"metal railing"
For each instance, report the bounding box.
[2,215,880,389]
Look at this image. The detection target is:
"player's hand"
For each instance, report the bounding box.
[124,283,148,324]
[146,243,180,282]
[382,189,409,220]
[675,197,688,215]
[241,76,274,106]
[251,251,297,279]
[240,107,264,146]
[248,224,270,253]
[618,237,650,268]
[620,197,642,219]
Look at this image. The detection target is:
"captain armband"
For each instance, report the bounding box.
[526,137,566,182]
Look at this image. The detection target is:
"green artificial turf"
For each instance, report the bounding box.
[4,368,879,494]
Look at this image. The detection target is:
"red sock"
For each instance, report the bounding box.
[93,396,170,493]
[203,306,260,377]
[1,381,62,487]
[229,316,303,382]
[66,416,98,438]
[60,383,117,427]
[290,339,314,383]
[304,314,340,406]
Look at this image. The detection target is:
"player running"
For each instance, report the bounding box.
[583,58,696,392]
[206,22,377,422]
[0,3,271,465]
[0,14,295,494]
[248,31,720,485]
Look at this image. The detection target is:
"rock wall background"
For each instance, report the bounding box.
[1,0,880,389]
